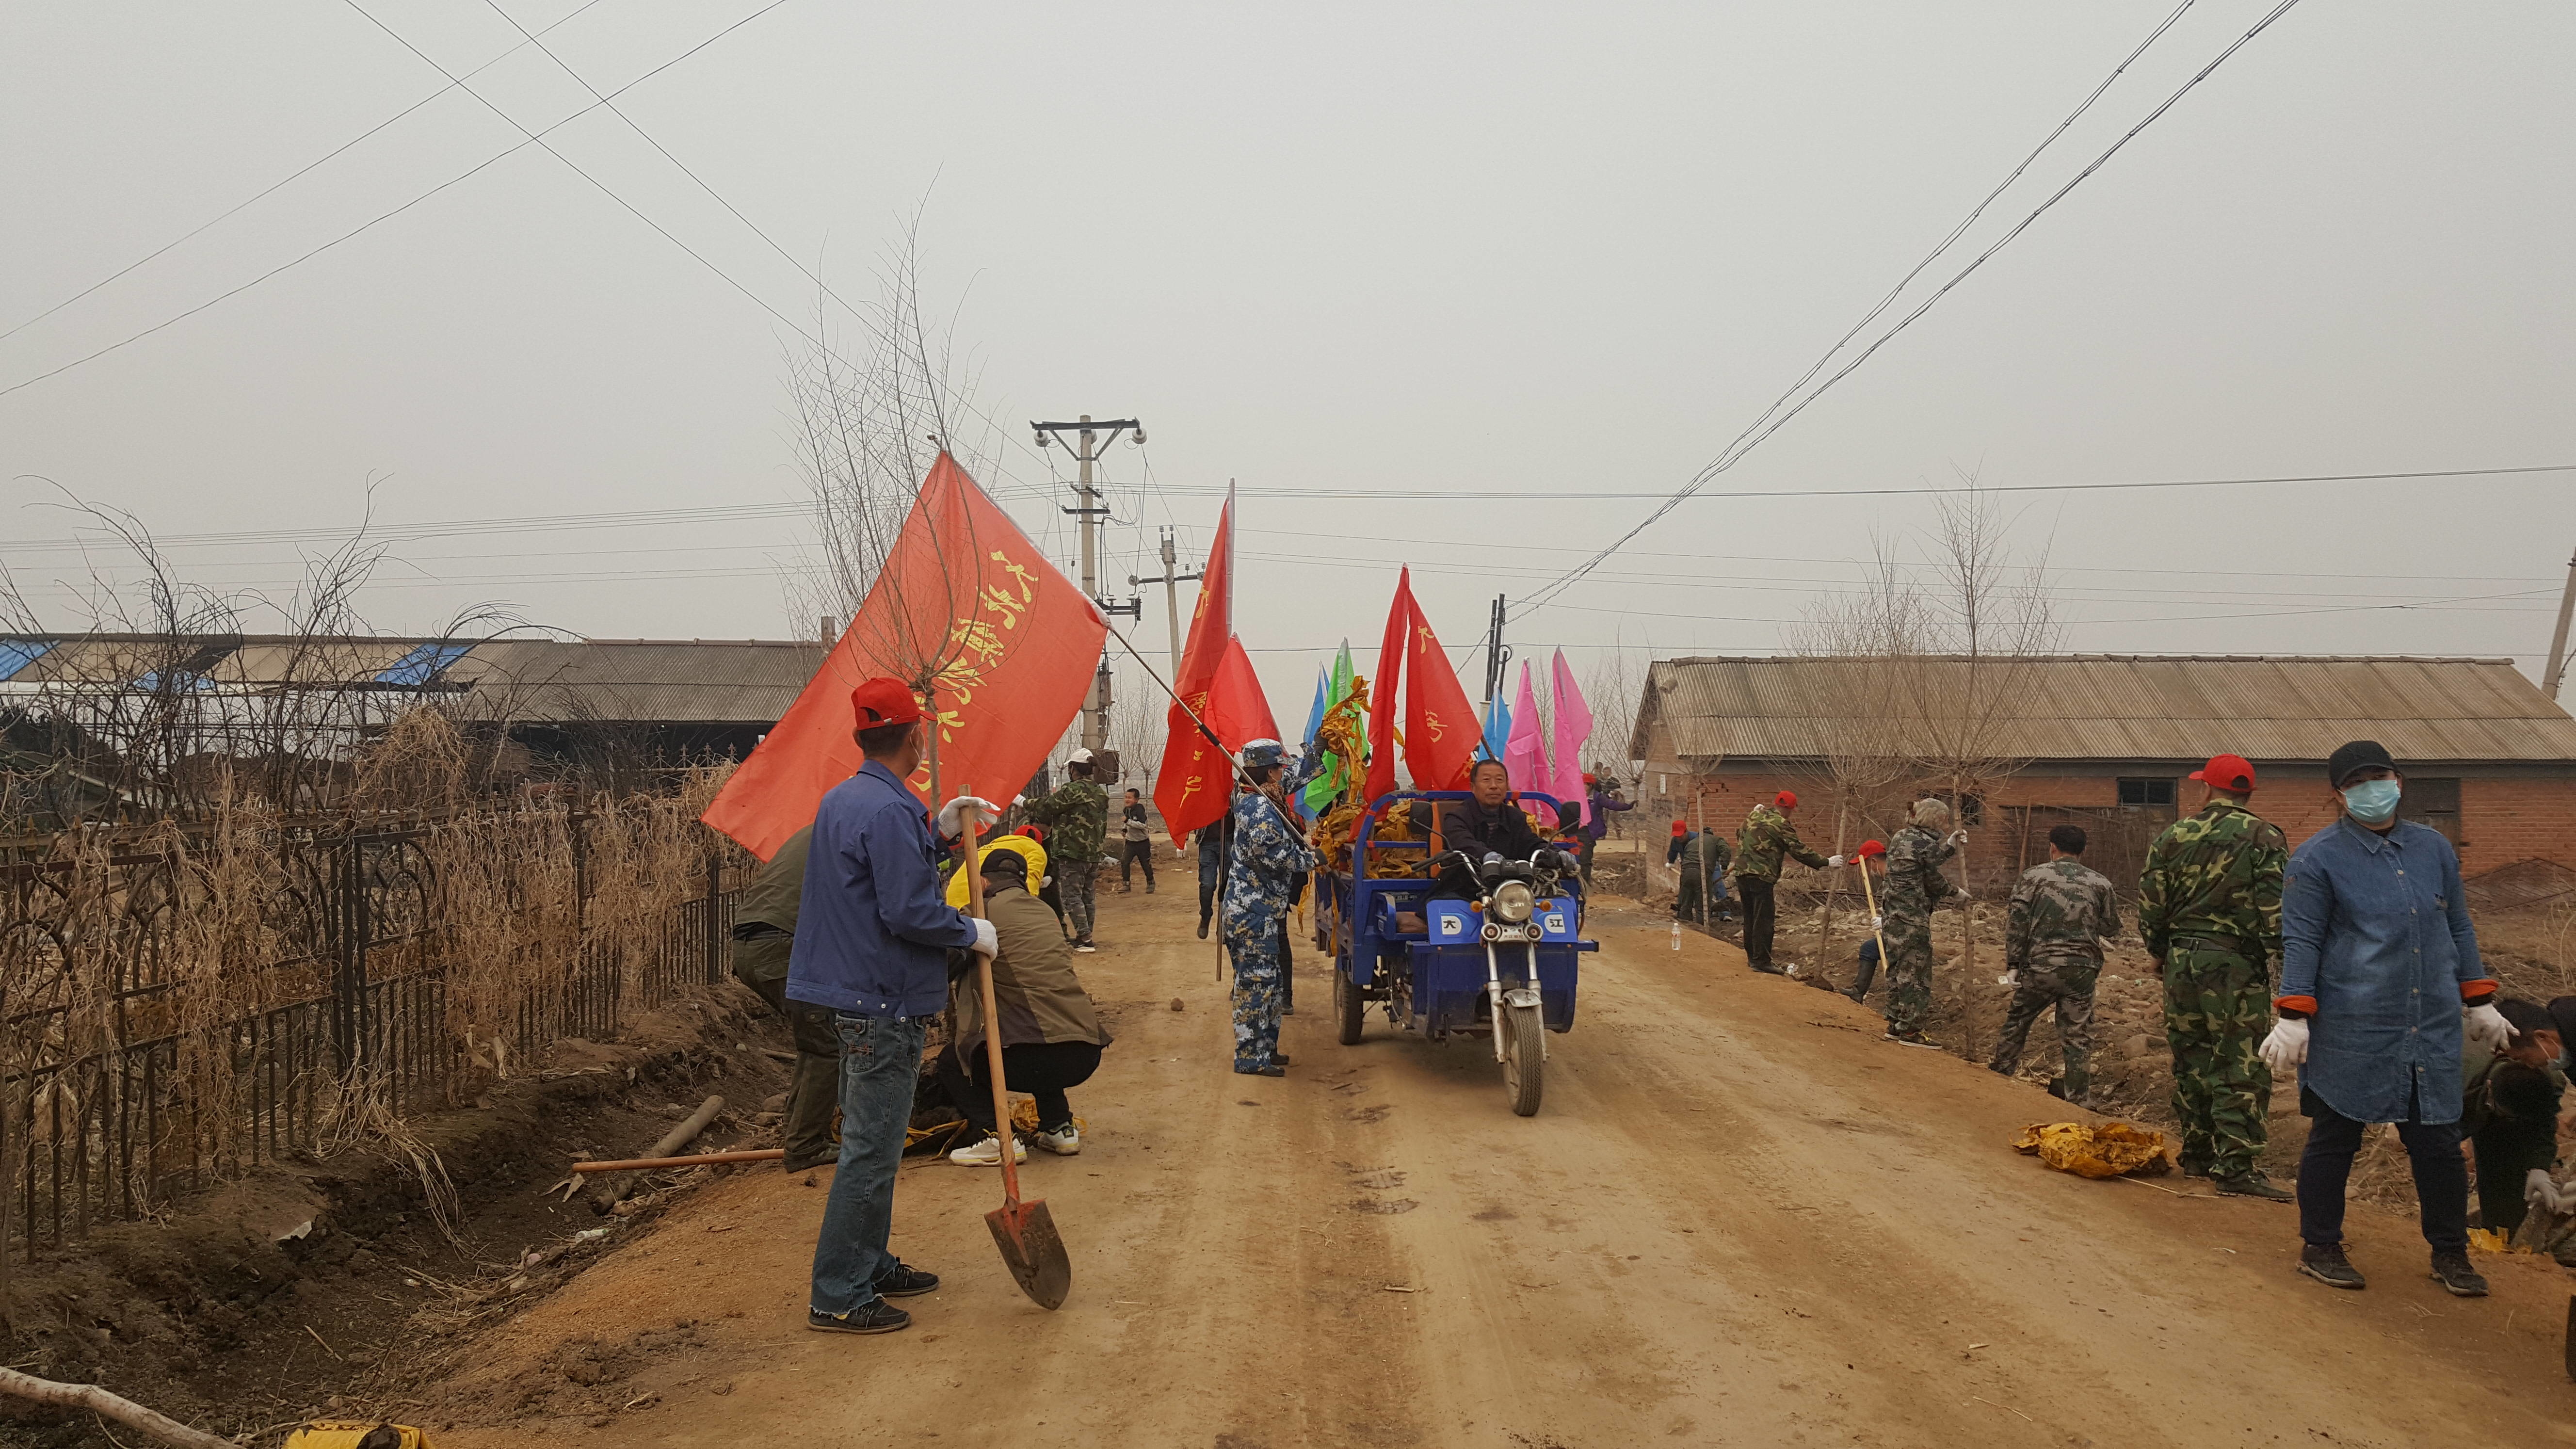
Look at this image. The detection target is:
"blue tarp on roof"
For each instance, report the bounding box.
[375,642,470,687]
[0,640,54,681]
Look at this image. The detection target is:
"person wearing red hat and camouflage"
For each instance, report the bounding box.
[1733,790,1840,976]
[2137,752,2294,1201]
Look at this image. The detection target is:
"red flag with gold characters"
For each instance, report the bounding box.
[1401,595,1479,792]
[1154,491,1239,843]
[1360,568,1414,805]
[702,452,1104,860]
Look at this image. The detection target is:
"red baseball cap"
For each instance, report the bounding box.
[849,677,924,728]
[1582,773,1598,785]
[2190,753,2256,793]
[1671,820,1687,835]
[1774,789,1799,810]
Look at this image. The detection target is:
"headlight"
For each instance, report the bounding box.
[1490,881,1534,924]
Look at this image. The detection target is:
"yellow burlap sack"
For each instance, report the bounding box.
[285,1425,434,1449]
[2011,1121,2172,1179]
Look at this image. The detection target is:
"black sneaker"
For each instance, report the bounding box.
[1196,920,1210,940]
[808,1300,911,1334]
[1749,964,1785,976]
[872,1262,940,1298]
[1234,1063,1285,1078]
[1271,1052,1291,1066]
[2178,1156,2211,1179]
[2297,1243,2366,1290]
[2430,1250,2489,1298]
[2213,1174,2294,1203]
[1885,1030,1943,1050]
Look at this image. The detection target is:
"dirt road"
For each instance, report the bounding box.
[433,884,2576,1447]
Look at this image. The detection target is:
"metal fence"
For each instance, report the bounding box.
[0,815,736,1254]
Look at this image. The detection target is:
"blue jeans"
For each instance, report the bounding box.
[810,1012,929,1316]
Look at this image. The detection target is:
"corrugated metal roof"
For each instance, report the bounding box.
[445,639,827,724]
[1642,655,2576,764]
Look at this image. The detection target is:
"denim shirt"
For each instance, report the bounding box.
[2279,816,2485,1125]
[785,760,979,1018]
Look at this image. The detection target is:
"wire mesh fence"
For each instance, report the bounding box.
[0,807,739,1255]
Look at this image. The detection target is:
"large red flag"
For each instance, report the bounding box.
[1156,635,1281,838]
[1155,493,1239,843]
[702,453,1104,860]
[1360,568,1413,805]
[1402,596,1479,792]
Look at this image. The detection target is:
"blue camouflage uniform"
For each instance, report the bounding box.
[1222,759,1320,1073]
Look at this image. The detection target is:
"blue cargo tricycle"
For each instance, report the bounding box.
[1318,790,1596,1116]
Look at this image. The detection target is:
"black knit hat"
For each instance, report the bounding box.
[2326,740,2398,789]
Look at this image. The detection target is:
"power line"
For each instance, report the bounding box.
[6,459,2561,558]
[0,0,796,403]
[0,0,612,346]
[1518,0,2311,610]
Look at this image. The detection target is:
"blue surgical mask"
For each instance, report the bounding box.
[2342,777,2401,824]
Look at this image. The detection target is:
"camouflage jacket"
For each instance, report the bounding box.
[1678,831,1732,882]
[1221,790,1318,929]
[1881,824,1962,919]
[2136,799,2285,964]
[1025,778,1110,863]
[2006,858,2120,969]
[1733,805,1828,882]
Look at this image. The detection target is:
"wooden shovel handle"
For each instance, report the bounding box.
[1855,857,1891,974]
[958,793,1023,1204]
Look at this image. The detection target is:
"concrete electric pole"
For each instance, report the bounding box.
[1130,527,1205,678]
[2544,544,2576,702]
[1032,414,1144,756]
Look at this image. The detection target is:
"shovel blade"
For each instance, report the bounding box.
[986,1195,1071,1310]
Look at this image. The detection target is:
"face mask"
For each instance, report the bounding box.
[2341,778,2401,824]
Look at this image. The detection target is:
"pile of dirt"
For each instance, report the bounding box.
[0,987,795,1448]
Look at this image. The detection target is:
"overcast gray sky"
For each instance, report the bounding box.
[5,1,2571,744]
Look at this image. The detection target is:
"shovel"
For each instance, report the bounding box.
[1852,840,1892,991]
[958,795,1072,1310]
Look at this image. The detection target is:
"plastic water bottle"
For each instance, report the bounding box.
[1670,920,1682,951]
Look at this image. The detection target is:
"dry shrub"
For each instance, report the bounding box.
[0,761,742,1243]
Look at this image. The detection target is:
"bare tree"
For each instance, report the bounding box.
[1582,632,1647,837]
[1900,476,2060,1042]
[1790,545,1932,967]
[774,218,1019,801]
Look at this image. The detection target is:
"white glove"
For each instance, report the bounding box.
[2259,1016,2309,1075]
[967,918,998,957]
[1826,854,1846,869]
[936,795,1002,837]
[2465,1001,2517,1055]
[1012,793,1026,807]
[1998,970,2020,987]
[2528,1168,2564,1218]
[1946,829,1968,846]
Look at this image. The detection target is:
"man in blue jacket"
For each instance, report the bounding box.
[788,677,998,1335]
[2264,739,2512,1298]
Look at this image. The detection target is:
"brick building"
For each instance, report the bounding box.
[1628,655,2576,891]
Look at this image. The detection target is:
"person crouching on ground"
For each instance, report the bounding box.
[1988,824,2120,1106]
[941,845,1113,1165]
[788,678,998,1336]
[2267,739,2511,1297]
[2458,997,2562,1241]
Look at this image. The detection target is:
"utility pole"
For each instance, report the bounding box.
[1129,526,1204,678]
[2545,543,2576,701]
[1481,594,1511,711]
[1033,414,1143,756]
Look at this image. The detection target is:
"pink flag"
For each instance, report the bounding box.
[1549,649,1594,826]
[1505,660,1549,797]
